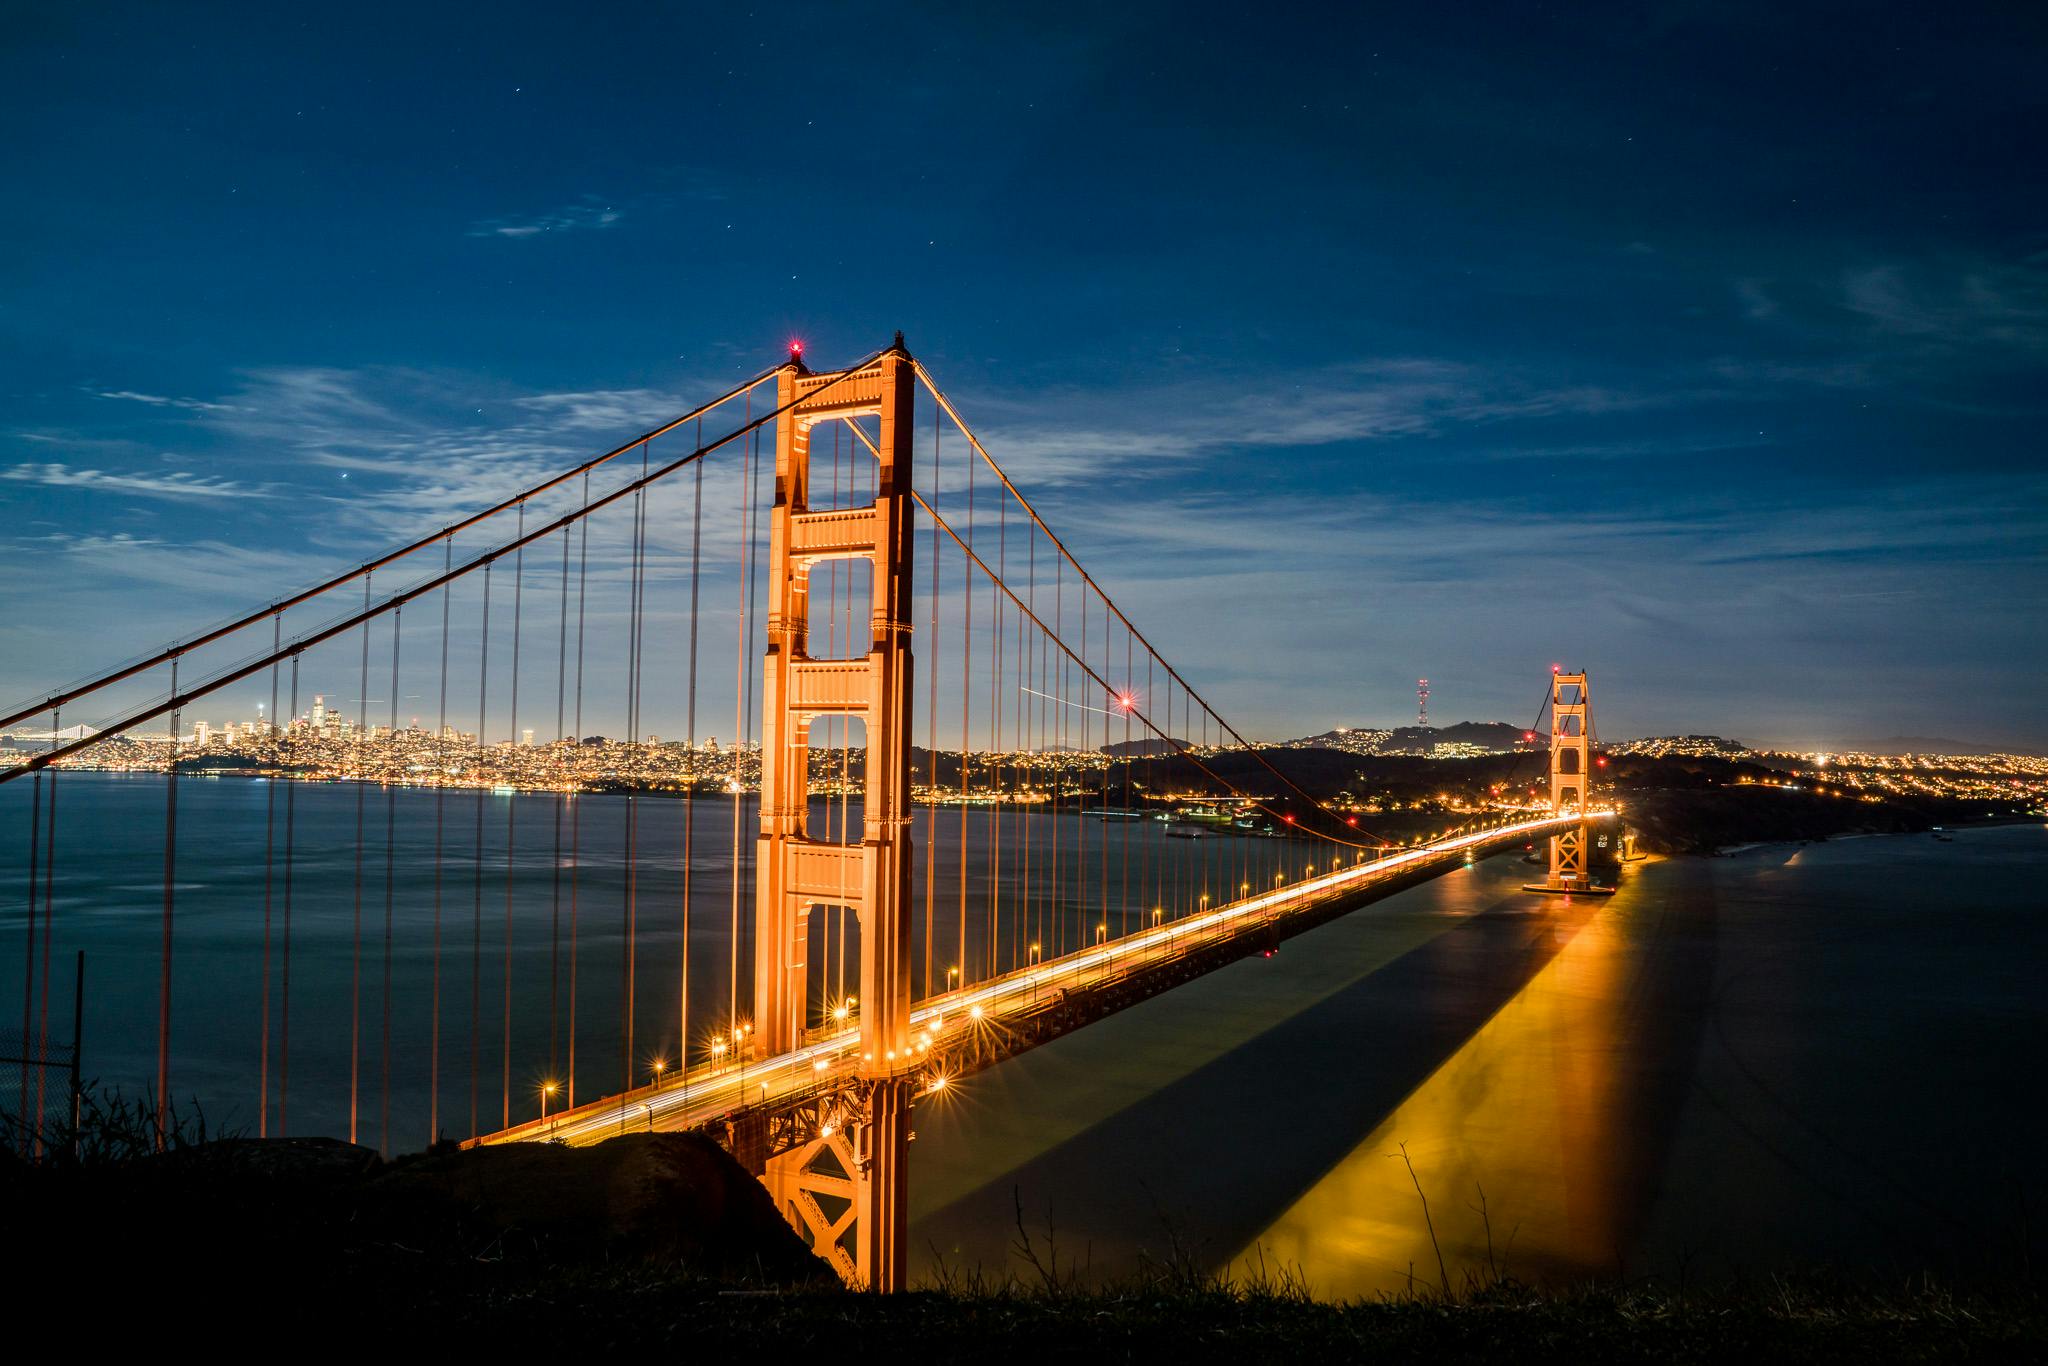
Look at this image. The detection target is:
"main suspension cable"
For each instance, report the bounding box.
[0,366,789,732]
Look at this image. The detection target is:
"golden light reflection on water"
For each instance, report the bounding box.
[1234,892,1634,1297]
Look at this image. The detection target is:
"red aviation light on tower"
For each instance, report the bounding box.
[788,337,806,364]
[1551,662,1562,674]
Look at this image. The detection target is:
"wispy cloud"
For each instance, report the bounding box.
[467,196,624,239]
[93,389,242,414]
[186,365,756,565]
[1730,255,2048,386]
[948,357,1672,489]
[1840,260,2048,353]
[2,461,269,500]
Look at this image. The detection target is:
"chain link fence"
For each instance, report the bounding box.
[2,1027,79,1156]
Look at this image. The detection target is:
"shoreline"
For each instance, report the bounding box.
[1707,814,2043,857]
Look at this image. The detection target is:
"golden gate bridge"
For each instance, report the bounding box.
[1,337,1615,1288]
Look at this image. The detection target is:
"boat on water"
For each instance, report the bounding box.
[1165,823,1207,839]
[1084,807,1148,821]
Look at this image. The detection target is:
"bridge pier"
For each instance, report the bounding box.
[758,1079,910,1290]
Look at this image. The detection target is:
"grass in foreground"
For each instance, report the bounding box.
[3,1092,2039,1361]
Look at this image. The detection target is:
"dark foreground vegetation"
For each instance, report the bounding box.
[4,1095,2039,1361]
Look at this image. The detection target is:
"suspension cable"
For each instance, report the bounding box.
[3,355,885,786]
[0,367,789,732]
[911,363,1388,845]
[904,486,1384,855]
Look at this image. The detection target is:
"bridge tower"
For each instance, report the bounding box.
[1525,669,1615,895]
[752,339,916,1289]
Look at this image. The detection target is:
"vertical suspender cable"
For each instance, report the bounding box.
[990,492,1002,977]
[504,504,525,1128]
[1080,585,1092,949]
[382,607,400,1154]
[551,514,569,1086]
[729,392,749,1039]
[157,658,179,1145]
[570,473,590,1106]
[1113,610,1123,935]
[261,622,280,1136]
[471,564,491,1138]
[281,656,298,1133]
[1146,651,1163,929]
[924,397,939,998]
[959,434,971,984]
[682,428,702,1088]
[34,712,57,1155]
[18,770,40,1152]
[1052,557,1061,959]
[624,448,648,1091]
[432,539,451,1143]
[351,575,370,1144]
[741,416,763,1028]
[1015,525,1028,973]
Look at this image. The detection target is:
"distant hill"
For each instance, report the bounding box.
[1100,736,1187,758]
[1285,721,1541,756]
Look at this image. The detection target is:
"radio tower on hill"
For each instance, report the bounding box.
[1417,678,1430,729]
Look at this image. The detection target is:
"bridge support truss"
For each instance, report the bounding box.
[1525,669,1616,896]
[754,1079,910,1287]
[753,341,917,1289]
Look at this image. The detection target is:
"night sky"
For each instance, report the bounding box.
[3,3,2044,748]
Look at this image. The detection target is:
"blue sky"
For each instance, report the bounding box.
[3,2,2044,748]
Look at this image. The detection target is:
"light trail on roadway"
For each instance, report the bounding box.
[477,810,1609,1149]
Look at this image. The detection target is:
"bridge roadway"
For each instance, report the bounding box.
[473,810,1609,1150]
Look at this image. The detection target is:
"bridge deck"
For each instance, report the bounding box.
[472,811,1604,1150]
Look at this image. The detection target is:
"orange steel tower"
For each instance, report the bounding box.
[1524,669,1615,895]
[752,338,916,1289]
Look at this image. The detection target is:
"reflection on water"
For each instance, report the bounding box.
[914,825,2046,1289]
[1236,885,1645,1295]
